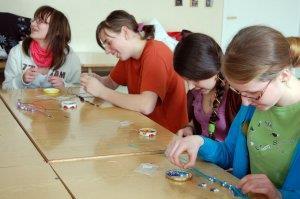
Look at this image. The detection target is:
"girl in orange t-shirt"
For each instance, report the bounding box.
[80,10,188,132]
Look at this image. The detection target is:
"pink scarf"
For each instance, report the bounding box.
[30,40,53,68]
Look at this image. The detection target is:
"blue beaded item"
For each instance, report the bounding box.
[189,167,248,199]
[165,169,192,182]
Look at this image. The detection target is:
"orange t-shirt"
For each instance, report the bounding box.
[110,40,188,133]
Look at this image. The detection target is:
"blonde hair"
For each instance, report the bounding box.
[287,37,300,67]
[223,26,291,83]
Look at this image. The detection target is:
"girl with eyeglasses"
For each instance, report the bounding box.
[166,26,300,199]
[3,6,81,89]
[173,33,241,140]
[80,10,188,133]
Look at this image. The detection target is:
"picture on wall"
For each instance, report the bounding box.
[190,0,198,7]
[175,0,183,6]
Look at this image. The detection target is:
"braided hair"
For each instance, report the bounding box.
[174,33,241,140]
[208,73,226,139]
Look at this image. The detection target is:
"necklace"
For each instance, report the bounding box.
[206,89,217,139]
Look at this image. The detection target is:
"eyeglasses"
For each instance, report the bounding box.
[31,18,48,25]
[229,80,272,101]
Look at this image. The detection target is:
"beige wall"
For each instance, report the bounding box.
[0,0,223,52]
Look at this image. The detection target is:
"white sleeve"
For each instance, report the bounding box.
[63,50,81,87]
[2,45,26,90]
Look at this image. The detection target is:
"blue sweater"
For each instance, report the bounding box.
[198,105,300,199]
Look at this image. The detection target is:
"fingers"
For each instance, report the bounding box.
[238,174,278,198]
[184,129,193,136]
[177,127,193,137]
[80,73,89,79]
[80,73,91,87]
[172,140,186,168]
[80,74,102,87]
[91,73,101,80]
[27,68,37,76]
[23,68,38,83]
[183,150,197,169]
[29,67,37,73]
[238,174,266,189]
[166,136,199,169]
[165,136,177,157]
[165,136,182,167]
[167,138,180,162]
[177,129,184,137]
[48,76,64,88]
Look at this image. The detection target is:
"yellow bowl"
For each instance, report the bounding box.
[43,88,60,95]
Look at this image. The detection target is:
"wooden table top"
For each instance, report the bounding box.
[77,52,118,68]
[0,88,174,162]
[0,99,71,198]
[51,154,239,199]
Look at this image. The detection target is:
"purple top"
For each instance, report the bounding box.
[192,89,228,141]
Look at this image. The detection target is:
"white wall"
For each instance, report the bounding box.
[222,0,300,50]
[0,0,224,52]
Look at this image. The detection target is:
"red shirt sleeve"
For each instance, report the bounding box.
[109,60,127,86]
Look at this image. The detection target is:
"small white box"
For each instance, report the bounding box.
[61,100,77,110]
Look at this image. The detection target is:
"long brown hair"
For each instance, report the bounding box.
[223,26,291,83]
[174,33,241,136]
[96,10,155,50]
[287,36,300,67]
[22,5,71,70]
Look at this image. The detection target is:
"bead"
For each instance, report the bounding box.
[198,182,207,188]
[208,177,216,182]
[208,123,216,133]
[210,188,219,192]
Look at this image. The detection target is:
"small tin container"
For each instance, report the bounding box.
[61,100,77,110]
[139,128,157,137]
[165,169,192,182]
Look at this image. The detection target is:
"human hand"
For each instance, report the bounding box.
[22,67,38,84]
[80,73,105,97]
[165,135,204,169]
[82,73,103,82]
[238,174,281,199]
[177,126,194,137]
[48,76,65,88]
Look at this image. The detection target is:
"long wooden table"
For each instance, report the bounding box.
[0,88,174,162]
[1,88,241,198]
[51,154,239,199]
[77,52,117,73]
[0,99,71,198]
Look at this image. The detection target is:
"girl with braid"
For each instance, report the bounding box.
[167,26,300,199]
[173,33,241,141]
